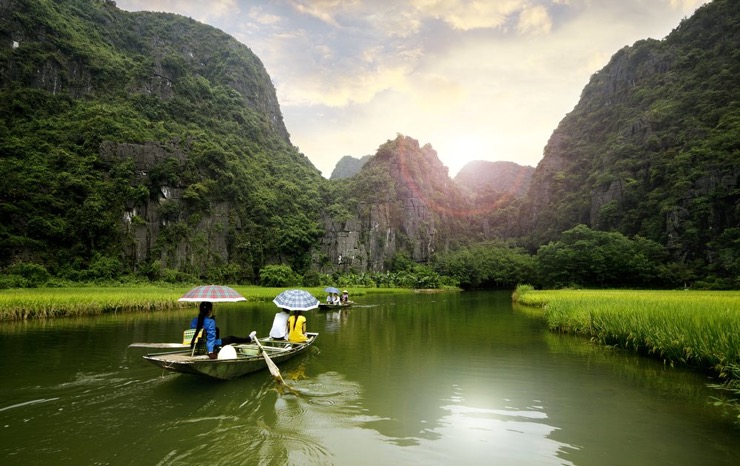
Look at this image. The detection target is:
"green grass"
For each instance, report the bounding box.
[514,287,740,380]
[0,284,411,321]
[0,285,188,320]
[514,286,740,425]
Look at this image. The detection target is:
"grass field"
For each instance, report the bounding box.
[513,286,740,382]
[0,285,412,321]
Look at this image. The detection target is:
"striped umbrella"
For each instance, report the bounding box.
[272,289,320,311]
[178,285,247,302]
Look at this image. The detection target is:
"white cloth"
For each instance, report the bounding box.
[269,311,290,339]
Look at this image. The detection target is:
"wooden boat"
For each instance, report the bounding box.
[318,301,353,310]
[141,333,318,380]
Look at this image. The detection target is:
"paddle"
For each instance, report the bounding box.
[128,342,188,349]
[252,334,288,386]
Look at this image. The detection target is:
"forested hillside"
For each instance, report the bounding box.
[1,0,737,289]
[453,161,534,241]
[520,0,739,287]
[0,0,323,283]
[329,155,371,180]
[317,135,472,274]
[455,161,533,200]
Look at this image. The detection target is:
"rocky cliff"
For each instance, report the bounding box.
[520,0,739,279]
[329,154,372,180]
[0,0,289,140]
[455,161,533,199]
[317,135,472,273]
[3,0,737,285]
[0,0,322,280]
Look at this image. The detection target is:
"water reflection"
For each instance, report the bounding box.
[322,308,350,334]
[435,401,575,465]
[1,291,738,465]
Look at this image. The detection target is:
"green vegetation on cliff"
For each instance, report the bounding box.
[520,0,739,288]
[1,0,737,290]
[1,0,322,282]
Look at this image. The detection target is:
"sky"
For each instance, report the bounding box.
[114,0,710,178]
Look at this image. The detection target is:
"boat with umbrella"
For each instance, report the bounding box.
[134,286,320,381]
[319,286,353,309]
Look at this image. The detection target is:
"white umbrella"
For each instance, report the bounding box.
[272,289,320,311]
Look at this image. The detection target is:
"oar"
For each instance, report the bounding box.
[252,334,302,396]
[252,335,288,386]
[128,342,189,349]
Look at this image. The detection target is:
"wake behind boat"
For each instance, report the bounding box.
[141,333,318,380]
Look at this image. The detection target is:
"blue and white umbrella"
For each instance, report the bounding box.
[323,286,340,294]
[273,289,320,311]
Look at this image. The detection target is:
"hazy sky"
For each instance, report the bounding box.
[115,0,709,177]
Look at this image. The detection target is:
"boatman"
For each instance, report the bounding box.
[190,301,255,359]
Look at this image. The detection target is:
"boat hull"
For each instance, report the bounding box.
[318,302,353,310]
[143,333,318,380]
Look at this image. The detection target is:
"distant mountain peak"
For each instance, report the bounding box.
[455,160,534,199]
[329,155,372,179]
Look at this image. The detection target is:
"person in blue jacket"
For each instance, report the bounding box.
[190,301,254,359]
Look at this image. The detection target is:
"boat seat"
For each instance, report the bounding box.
[237,346,261,356]
[183,328,206,355]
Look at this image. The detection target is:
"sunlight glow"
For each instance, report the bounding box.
[443,134,492,175]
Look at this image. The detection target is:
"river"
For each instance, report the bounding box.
[0,290,737,465]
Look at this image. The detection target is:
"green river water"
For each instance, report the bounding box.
[0,291,738,465]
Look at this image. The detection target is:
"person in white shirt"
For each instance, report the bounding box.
[269,308,291,340]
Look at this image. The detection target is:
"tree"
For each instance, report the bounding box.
[536,225,671,288]
[434,241,536,289]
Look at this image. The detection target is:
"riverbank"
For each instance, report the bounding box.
[513,286,740,381]
[513,286,740,425]
[0,285,417,321]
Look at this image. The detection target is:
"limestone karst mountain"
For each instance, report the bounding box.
[1,0,737,287]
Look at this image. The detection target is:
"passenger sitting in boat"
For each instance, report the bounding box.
[269,308,290,340]
[332,293,340,305]
[287,310,309,343]
[326,294,333,304]
[190,301,254,359]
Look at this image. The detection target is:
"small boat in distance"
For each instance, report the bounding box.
[141,333,318,380]
[318,301,353,310]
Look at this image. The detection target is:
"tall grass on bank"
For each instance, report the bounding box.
[514,286,740,381]
[0,286,191,320]
[0,285,408,321]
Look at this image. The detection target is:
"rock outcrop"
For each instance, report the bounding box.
[317,135,470,273]
[520,0,739,273]
[329,155,372,179]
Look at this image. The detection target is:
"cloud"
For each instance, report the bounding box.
[287,0,347,27]
[117,0,240,25]
[410,0,525,30]
[669,0,709,11]
[247,6,283,26]
[517,5,552,34]
[114,0,713,177]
